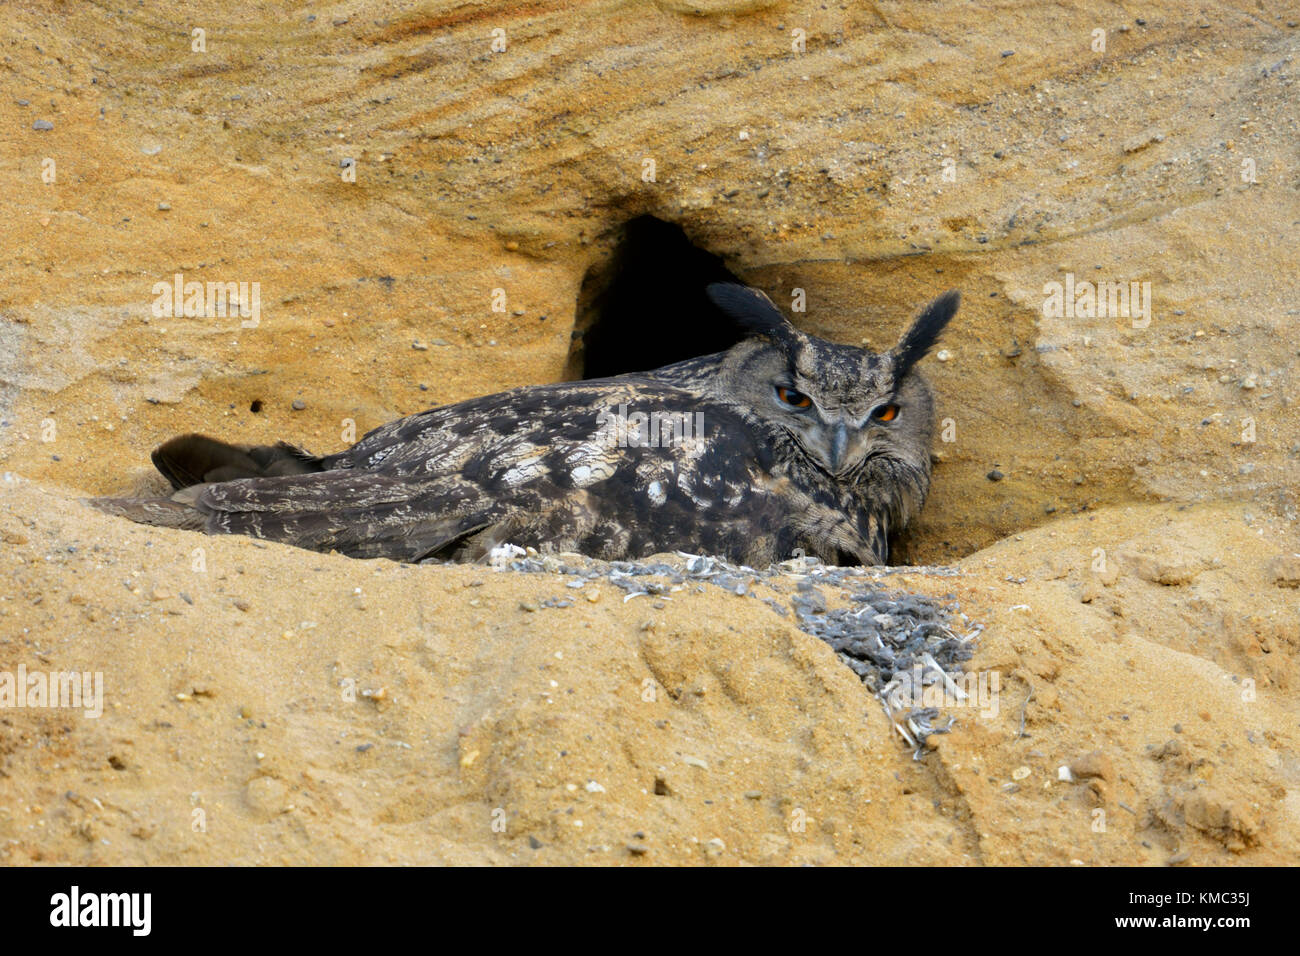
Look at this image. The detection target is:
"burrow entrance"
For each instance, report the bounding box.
[566,216,749,380]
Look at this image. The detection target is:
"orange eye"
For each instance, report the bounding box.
[871,403,899,422]
[776,386,812,409]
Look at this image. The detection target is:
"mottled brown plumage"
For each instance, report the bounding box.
[93,284,959,565]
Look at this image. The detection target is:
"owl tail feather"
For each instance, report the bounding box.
[86,493,207,530]
[86,432,326,532]
[151,433,324,490]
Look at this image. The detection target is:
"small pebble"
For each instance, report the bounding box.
[33,119,54,131]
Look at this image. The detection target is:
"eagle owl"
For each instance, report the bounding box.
[95,284,959,566]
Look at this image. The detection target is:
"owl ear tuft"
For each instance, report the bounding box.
[891,290,960,380]
[706,283,799,346]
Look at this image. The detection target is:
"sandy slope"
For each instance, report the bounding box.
[2,479,1297,864]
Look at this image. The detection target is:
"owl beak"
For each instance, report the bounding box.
[828,422,850,474]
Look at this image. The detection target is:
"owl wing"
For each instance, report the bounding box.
[164,379,819,563]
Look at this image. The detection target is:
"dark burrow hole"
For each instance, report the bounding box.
[249,399,263,413]
[567,216,748,380]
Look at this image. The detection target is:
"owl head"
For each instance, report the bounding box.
[705,283,959,483]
